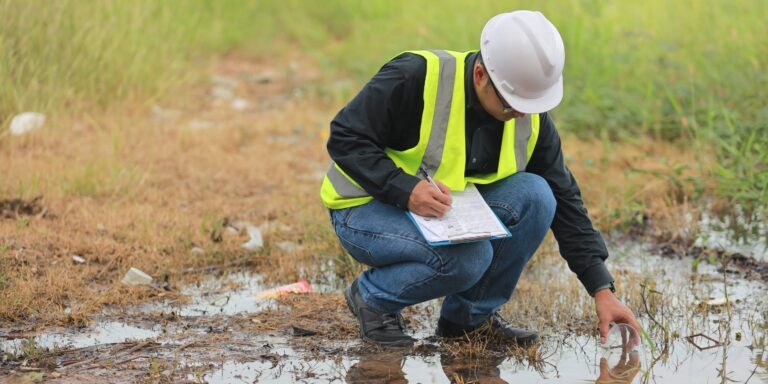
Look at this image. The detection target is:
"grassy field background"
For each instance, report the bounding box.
[2,0,766,205]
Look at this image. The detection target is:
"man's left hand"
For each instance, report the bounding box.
[594,288,641,344]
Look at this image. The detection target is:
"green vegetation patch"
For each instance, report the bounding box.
[1,0,765,205]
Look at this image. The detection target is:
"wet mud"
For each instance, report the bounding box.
[2,239,767,383]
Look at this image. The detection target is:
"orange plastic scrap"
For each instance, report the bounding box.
[256,278,313,299]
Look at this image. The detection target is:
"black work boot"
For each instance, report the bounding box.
[344,279,415,347]
[436,313,538,346]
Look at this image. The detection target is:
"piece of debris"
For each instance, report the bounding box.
[121,267,154,286]
[698,297,731,307]
[190,247,206,256]
[706,297,729,306]
[256,278,312,299]
[161,273,172,291]
[0,196,45,219]
[241,225,263,252]
[71,255,86,264]
[685,333,721,351]
[231,98,249,111]
[9,112,46,135]
[291,325,318,337]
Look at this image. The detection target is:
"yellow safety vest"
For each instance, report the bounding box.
[320,50,540,209]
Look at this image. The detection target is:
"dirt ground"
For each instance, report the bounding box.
[0,53,707,327]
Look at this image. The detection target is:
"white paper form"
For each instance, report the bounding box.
[409,184,509,243]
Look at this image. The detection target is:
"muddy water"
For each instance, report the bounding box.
[1,240,767,383]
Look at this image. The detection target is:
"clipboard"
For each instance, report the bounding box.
[405,183,511,246]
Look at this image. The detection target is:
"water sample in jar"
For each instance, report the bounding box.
[598,323,642,381]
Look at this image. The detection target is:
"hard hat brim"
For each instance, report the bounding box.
[498,75,563,114]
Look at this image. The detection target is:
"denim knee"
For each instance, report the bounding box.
[518,173,556,224]
[440,243,493,292]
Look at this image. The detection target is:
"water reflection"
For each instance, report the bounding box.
[596,353,641,383]
[345,352,406,383]
[344,348,642,383]
[440,353,507,383]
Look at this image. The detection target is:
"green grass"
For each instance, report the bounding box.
[1,0,766,206]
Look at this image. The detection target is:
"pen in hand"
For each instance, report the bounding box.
[419,167,443,194]
[411,166,452,217]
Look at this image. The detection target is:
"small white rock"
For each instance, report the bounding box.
[9,112,46,135]
[241,225,263,252]
[231,98,249,111]
[71,255,86,264]
[121,267,154,286]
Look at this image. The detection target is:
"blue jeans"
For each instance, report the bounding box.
[329,172,556,327]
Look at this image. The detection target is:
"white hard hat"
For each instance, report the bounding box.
[480,11,565,114]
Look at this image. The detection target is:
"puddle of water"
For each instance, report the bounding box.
[172,272,275,316]
[134,270,336,317]
[176,241,767,383]
[0,272,333,356]
[695,209,768,261]
[0,321,161,352]
[197,352,354,383]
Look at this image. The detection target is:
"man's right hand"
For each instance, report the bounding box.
[407,179,452,218]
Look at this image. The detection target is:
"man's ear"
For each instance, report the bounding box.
[473,63,488,87]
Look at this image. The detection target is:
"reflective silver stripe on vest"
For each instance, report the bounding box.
[419,50,456,175]
[325,51,532,198]
[326,163,368,197]
[514,114,532,172]
[326,51,457,196]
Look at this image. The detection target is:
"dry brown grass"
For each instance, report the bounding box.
[0,54,343,327]
[0,54,705,328]
[562,132,710,231]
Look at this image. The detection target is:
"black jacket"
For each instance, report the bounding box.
[327,51,614,294]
